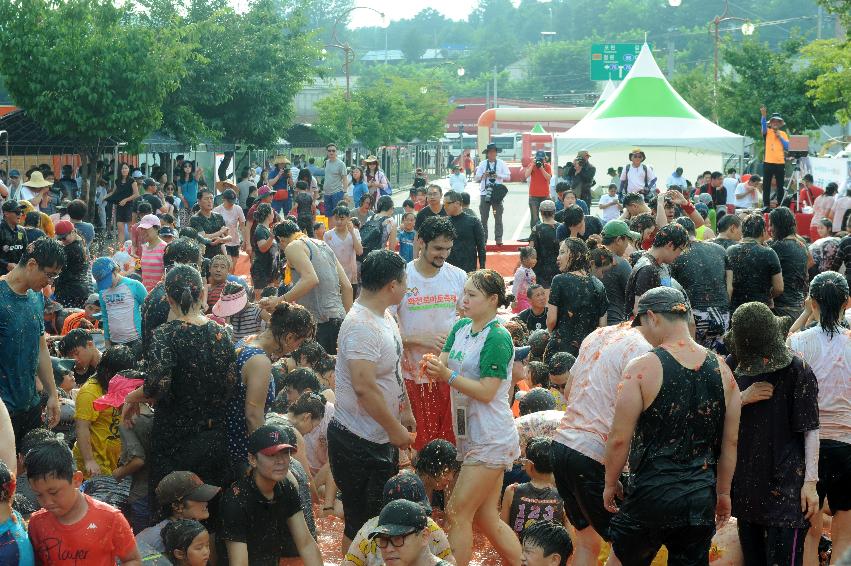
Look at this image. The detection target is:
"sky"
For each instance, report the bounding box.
[347,0,483,28]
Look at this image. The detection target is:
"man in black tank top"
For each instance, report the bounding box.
[602,287,741,566]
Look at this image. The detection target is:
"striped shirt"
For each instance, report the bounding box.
[231,303,266,341]
[140,240,167,291]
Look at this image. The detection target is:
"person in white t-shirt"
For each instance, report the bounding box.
[324,205,363,296]
[722,168,739,208]
[597,184,622,223]
[328,249,414,555]
[213,189,246,273]
[619,148,657,197]
[392,215,466,453]
[734,175,761,209]
[448,164,468,193]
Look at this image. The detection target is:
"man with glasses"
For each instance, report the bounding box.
[323,143,349,214]
[368,499,454,566]
[0,237,66,448]
[443,190,485,273]
[1,199,27,273]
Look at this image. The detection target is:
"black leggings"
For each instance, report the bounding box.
[762,162,786,208]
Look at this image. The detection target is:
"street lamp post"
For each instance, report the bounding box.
[709,0,754,121]
[326,6,386,162]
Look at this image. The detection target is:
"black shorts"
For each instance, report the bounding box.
[609,520,714,566]
[10,402,43,450]
[550,442,613,539]
[737,520,807,566]
[327,419,398,540]
[115,202,134,223]
[818,439,851,511]
[316,319,342,356]
[225,245,240,258]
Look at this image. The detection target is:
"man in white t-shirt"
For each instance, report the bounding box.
[550,324,651,564]
[722,168,739,208]
[392,215,466,453]
[598,184,622,223]
[734,175,761,209]
[212,189,246,271]
[328,249,414,554]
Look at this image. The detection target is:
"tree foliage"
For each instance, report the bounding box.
[801,39,851,125]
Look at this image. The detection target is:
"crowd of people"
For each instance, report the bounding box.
[0,123,849,566]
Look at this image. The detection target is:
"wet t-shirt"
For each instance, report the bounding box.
[768,238,809,309]
[713,237,738,250]
[601,255,632,324]
[547,272,608,356]
[726,240,782,310]
[729,356,819,528]
[670,240,730,311]
[515,307,548,332]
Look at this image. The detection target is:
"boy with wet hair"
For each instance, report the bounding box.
[520,520,573,566]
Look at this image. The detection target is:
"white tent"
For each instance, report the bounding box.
[555,44,746,192]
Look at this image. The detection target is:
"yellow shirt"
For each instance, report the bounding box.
[73,378,122,477]
[764,128,789,165]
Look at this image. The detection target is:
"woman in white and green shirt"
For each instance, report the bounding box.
[424,269,521,566]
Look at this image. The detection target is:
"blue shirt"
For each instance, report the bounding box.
[270,167,289,191]
[73,221,96,248]
[0,511,35,566]
[0,280,45,412]
[179,179,200,209]
[99,277,147,344]
[398,230,415,262]
[352,181,369,208]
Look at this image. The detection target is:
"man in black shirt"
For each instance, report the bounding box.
[712,213,742,250]
[189,188,229,260]
[220,424,323,565]
[0,199,27,273]
[624,223,690,318]
[414,185,446,231]
[443,190,485,273]
[599,220,640,324]
[139,179,164,214]
[604,287,741,564]
[726,213,783,311]
[725,303,820,565]
[514,284,548,331]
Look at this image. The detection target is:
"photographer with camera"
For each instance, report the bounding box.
[564,150,596,205]
[523,150,552,233]
[474,143,511,245]
[619,148,657,201]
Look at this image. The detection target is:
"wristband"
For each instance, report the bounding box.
[681,202,695,215]
[448,371,458,386]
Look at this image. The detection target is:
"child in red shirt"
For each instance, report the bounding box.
[25,438,140,566]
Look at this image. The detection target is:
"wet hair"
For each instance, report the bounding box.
[562,205,585,229]
[359,193,374,207]
[461,192,471,206]
[270,302,315,343]
[402,199,415,209]
[769,207,797,240]
[24,212,41,227]
[629,212,655,235]
[468,269,513,308]
[18,236,66,271]
[95,345,136,391]
[652,223,690,249]
[253,202,273,224]
[526,283,543,298]
[559,237,591,272]
[295,340,328,368]
[0,460,13,503]
[66,199,87,221]
[58,328,93,356]
[809,271,850,338]
[741,213,766,238]
[332,205,350,217]
[163,238,201,268]
[283,367,322,394]
[273,218,301,239]
[548,352,576,376]
[287,392,326,420]
[675,217,696,236]
[314,355,336,377]
[519,246,536,262]
[623,193,644,207]
[519,388,556,415]
[526,437,554,473]
[521,520,573,566]
[360,249,406,292]
[260,286,278,298]
[161,519,207,564]
[717,213,742,233]
[825,182,839,196]
[528,329,550,359]
[418,216,457,245]
[376,195,394,213]
[210,254,231,269]
[503,320,529,347]
[555,181,570,194]
[197,187,214,201]
[24,438,75,482]
[161,213,175,225]
[589,244,614,270]
[527,361,550,387]
[165,264,204,315]
[137,202,153,216]
[414,439,457,477]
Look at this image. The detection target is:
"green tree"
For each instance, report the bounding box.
[0,0,190,214]
[802,39,851,124]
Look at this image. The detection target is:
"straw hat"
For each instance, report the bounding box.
[271,155,291,165]
[363,155,379,164]
[724,302,793,376]
[24,170,52,188]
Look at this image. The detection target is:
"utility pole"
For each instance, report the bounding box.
[666,37,675,80]
[493,66,498,131]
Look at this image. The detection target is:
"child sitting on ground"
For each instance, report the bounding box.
[546,352,575,411]
[161,519,210,566]
[501,437,566,538]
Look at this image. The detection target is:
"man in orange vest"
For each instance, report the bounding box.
[760,105,789,210]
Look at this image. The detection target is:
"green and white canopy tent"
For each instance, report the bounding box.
[555,44,747,192]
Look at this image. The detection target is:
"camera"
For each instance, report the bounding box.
[535,159,543,168]
[575,157,586,167]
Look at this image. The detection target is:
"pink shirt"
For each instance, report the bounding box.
[554,323,651,464]
[140,240,167,291]
[832,196,851,232]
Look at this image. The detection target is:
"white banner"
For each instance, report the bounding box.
[803,157,851,195]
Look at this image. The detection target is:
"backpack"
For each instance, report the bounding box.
[358,215,386,260]
[619,164,656,197]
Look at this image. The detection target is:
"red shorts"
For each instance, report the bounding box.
[405,379,455,451]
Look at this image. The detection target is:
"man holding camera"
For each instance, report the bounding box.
[564,150,596,205]
[523,150,552,232]
[474,142,511,245]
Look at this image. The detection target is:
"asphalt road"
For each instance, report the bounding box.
[393,179,550,244]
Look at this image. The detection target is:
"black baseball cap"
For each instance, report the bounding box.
[632,286,691,327]
[143,178,157,188]
[247,424,297,456]
[368,499,428,539]
[2,199,25,213]
[382,472,432,514]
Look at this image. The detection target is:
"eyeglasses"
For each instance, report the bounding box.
[39,266,61,281]
[374,532,415,548]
